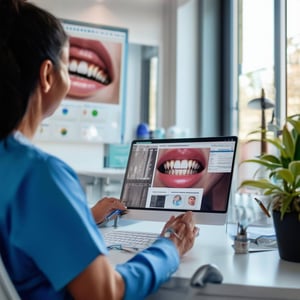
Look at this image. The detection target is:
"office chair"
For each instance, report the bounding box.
[0,255,21,300]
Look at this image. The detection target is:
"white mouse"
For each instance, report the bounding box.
[190,263,223,287]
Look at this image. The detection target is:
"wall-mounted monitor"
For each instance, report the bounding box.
[35,19,128,144]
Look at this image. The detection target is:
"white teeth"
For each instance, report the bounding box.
[96,70,108,82]
[164,161,169,170]
[96,72,101,81]
[170,160,175,169]
[69,60,77,72]
[68,59,110,84]
[92,66,99,77]
[161,159,203,175]
[100,70,109,83]
[181,160,188,169]
[174,160,180,169]
[87,65,94,77]
[78,61,88,75]
[96,70,107,82]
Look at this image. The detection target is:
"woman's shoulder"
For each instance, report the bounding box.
[8,132,75,175]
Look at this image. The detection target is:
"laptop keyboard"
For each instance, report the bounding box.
[103,230,159,251]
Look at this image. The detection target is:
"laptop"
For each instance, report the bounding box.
[119,136,238,225]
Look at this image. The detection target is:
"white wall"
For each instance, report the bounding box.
[33,0,166,46]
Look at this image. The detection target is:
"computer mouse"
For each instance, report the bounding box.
[190,263,223,287]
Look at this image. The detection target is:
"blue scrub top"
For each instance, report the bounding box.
[0,132,180,300]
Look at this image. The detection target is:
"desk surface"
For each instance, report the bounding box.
[101,220,300,299]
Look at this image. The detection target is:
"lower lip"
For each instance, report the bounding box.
[68,75,104,98]
[157,172,203,188]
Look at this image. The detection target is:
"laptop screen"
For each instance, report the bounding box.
[120,136,238,225]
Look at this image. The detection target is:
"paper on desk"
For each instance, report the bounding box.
[227,223,277,252]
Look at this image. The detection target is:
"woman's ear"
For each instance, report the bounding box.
[40,59,54,93]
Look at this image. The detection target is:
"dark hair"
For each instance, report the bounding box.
[0,0,68,139]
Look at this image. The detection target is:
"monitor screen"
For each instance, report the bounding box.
[34,19,128,144]
[120,136,238,225]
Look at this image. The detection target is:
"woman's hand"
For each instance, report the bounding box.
[160,211,199,257]
[91,197,126,224]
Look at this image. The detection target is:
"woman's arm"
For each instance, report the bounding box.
[67,255,125,300]
[67,211,197,300]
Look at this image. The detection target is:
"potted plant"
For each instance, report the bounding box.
[239,114,300,262]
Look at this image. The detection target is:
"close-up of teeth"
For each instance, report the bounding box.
[68,59,110,84]
[161,159,204,175]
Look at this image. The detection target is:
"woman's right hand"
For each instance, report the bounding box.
[160,211,199,257]
[91,197,126,225]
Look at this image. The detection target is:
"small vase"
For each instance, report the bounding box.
[273,210,300,263]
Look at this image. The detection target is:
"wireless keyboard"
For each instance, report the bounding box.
[103,230,159,251]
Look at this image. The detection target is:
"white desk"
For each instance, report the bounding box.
[100,219,300,299]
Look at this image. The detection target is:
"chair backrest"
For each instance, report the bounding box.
[0,255,21,300]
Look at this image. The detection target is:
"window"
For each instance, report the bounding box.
[238,0,275,144]
[234,0,300,198]
[148,56,159,131]
[287,0,300,116]
[238,0,300,144]
[140,46,159,132]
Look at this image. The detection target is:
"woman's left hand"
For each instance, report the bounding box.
[91,197,126,224]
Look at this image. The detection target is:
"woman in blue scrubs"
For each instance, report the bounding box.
[0,1,199,299]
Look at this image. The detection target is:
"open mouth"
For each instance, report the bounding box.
[158,159,203,175]
[156,148,207,188]
[67,36,113,99]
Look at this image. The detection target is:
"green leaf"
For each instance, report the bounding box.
[239,179,280,190]
[289,161,300,177]
[282,124,294,159]
[265,137,286,154]
[281,195,294,218]
[247,129,265,136]
[264,189,280,195]
[280,156,291,169]
[294,136,300,160]
[270,168,294,184]
[287,117,300,134]
[260,154,281,164]
[289,161,300,190]
[294,173,300,188]
[241,158,281,170]
[287,117,300,160]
